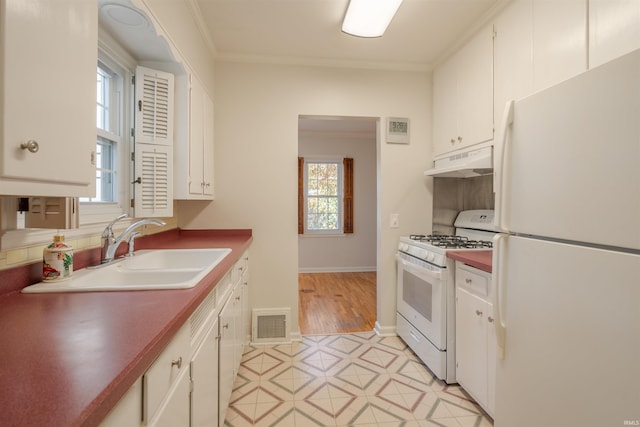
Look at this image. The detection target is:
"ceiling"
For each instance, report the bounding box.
[193,0,501,70]
[99,0,504,133]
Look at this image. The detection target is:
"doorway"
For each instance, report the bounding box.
[297,115,378,335]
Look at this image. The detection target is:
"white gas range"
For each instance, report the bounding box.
[396,209,495,384]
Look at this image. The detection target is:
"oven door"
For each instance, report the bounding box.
[396,253,447,349]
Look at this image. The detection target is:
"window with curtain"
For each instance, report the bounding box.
[298,157,353,234]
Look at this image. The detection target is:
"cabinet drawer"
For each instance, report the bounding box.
[456,264,489,297]
[143,322,190,423]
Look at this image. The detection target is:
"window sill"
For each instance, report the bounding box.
[299,233,350,238]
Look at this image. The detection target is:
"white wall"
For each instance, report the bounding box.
[141,0,215,94]
[178,61,433,339]
[298,128,377,272]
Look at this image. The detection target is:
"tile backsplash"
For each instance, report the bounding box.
[0,217,177,271]
[432,175,494,234]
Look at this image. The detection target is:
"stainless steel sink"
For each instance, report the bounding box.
[22,248,231,293]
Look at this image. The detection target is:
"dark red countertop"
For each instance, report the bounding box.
[0,229,252,427]
[447,250,493,273]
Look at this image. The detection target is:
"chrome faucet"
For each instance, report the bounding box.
[100,214,166,264]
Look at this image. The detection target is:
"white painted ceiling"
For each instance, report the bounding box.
[194,0,501,70]
[99,0,504,132]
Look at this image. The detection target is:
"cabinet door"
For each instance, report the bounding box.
[532,0,587,92]
[232,282,244,373]
[1,0,97,196]
[99,380,142,427]
[457,24,494,149]
[241,257,251,345]
[432,56,458,156]
[494,0,533,130]
[455,287,488,407]
[185,74,213,199]
[589,0,640,68]
[188,75,205,196]
[218,296,236,426]
[202,91,214,197]
[150,369,190,427]
[432,25,494,158]
[191,318,219,427]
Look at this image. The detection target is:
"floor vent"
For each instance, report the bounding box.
[252,308,290,344]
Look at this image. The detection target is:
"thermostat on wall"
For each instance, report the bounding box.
[387,117,409,144]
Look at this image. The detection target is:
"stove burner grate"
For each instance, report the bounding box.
[409,234,492,249]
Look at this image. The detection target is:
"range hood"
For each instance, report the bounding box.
[424,146,493,178]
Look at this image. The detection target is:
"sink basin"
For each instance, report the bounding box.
[22,248,231,293]
[117,248,231,271]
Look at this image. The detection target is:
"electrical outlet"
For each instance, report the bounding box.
[390,213,399,228]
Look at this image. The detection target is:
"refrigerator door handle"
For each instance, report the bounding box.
[492,233,507,360]
[494,100,514,233]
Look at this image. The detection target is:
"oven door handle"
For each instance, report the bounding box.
[396,254,443,281]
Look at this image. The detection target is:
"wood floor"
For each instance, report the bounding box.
[298,271,377,335]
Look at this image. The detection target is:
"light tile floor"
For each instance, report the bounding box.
[224,332,494,427]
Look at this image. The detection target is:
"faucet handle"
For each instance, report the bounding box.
[126,232,141,257]
[103,213,128,237]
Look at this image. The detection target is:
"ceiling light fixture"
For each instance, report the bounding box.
[342,0,403,38]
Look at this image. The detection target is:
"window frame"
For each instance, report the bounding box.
[79,45,133,225]
[302,158,344,235]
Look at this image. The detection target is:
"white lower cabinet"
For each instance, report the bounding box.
[99,380,143,427]
[144,323,191,425]
[218,290,237,426]
[455,263,495,417]
[100,250,251,427]
[150,368,191,427]
[191,318,219,426]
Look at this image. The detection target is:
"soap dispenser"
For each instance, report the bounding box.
[43,234,73,281]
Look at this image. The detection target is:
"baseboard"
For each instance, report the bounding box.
[298,266,376,273]
[374,321,397,337]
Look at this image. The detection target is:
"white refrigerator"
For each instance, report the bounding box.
[492,49,640,427]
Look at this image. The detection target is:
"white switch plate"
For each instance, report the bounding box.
[390,213,399,228]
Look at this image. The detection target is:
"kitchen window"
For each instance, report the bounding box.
[298,157,353,235]
[79,50,132,224]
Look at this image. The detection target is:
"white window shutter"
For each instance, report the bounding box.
[135,66,174,146]
[25,197,79,229]
[133,144,173,217]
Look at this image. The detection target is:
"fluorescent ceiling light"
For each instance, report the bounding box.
[342,0,403,38]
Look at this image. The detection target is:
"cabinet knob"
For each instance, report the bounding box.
[488,316,494,323]
[465,278,472,284]
[475,309,483,317]
[171,357,183,369]
[450,138,456,145]
[457,136,463,142]
[20,140,39,153]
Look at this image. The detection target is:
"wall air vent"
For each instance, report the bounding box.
[252,308,290,344]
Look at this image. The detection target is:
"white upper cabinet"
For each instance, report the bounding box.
[589,0,640,69]
[494,0,534,130]
[531,0,587,92]
[0,0,97,197]
[433,24,494,158]
[174,73,214,200]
